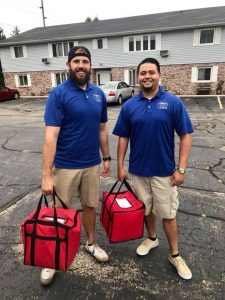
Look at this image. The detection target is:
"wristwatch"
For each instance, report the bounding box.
[103,156,111,161]
[177,167,186,174]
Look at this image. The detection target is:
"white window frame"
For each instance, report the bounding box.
[193,28,221,46]
[15,74,31,87]
[51,72,69,87]
[191,66,218,82]
[51,41,78,57]
[93,38,107,50]
[123,34,161,52]
[127,69,138,86]
[10,45,27,59]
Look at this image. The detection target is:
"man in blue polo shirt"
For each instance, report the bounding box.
[113,57,193,280]
[40,46,111,285]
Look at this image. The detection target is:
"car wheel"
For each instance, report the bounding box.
[13,93,20,100]
[117,95,123,105]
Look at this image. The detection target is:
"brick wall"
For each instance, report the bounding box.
[4,63,225,96]
[4,71,53,96]
[111,63,225,95]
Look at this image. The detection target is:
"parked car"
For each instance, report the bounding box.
[100,81,134,104]
[0,86,20,101]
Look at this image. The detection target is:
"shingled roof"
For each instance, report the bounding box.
[0,6,225,46]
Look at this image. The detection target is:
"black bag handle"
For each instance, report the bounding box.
[33,191,68,221]
[104,179,138,212]
[104,179,137,202]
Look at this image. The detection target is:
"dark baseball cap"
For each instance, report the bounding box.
[67,46,91,62]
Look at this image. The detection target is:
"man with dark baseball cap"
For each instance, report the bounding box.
[40,45,110,285]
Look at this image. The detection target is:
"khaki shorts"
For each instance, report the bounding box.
[129,174,179,219]
[53,165,100,208]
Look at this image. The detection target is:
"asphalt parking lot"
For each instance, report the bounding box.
[0,95,225,299]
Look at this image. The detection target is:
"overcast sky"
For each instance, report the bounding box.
[1,0,225,37]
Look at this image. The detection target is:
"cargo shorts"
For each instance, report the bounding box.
[129,174,179,219]
[53,165,100,208]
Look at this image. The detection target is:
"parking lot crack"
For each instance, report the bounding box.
[178,208,225,222]
[2,133,41,154]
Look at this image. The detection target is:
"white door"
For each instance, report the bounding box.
[96,71,111,86]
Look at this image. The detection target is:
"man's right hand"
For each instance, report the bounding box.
[41,175,55,195]
[118,167,128,182]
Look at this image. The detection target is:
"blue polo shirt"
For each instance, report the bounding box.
[44,76,108,169]
[113,88,193,177]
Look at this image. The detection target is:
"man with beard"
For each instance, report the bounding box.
[113,57,193,280]
[40,46,111,285]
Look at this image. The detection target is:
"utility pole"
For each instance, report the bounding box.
[40,0,47,27]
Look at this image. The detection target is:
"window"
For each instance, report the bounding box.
[129,37,134,51]
[193,28,221,46]
[10,45,27,58]
[19,75,28,86]
[14,46,24,58]
[198,68,211,81]
[93,38,107,50]
[143,36,148,51]
[15,74,31,87]
[150,36,156,50]
[200,29,214,44]
[124,34,158,52]
[191,66,218,82]
[129,70,138,85]
[136,36,141,51]
[97,39,103,49]
[55,72,69,85]
[52,42,74,57]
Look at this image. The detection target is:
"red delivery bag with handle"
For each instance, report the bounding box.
[21,192,81,271]
[100,179,145,243]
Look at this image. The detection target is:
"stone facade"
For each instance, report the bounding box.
[4,71,53,96]
[110,63,225,95]
[4,63,225,96]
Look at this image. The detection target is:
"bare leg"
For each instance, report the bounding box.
[82,206,96,244]
[145,211,157,238]
[163,218,179,255]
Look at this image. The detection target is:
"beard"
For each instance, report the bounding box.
[69,67,91,86]
[142,85,154,93]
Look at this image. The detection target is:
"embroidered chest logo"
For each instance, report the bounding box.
[157,102,168,110]
[93,93,102,103]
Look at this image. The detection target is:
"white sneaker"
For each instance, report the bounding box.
[40,268,56,285]
[85,242,109,262]
[168,254,192,280]
[136,238,159,256]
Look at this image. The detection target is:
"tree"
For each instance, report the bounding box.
[0,27,6,40]
[85,16,99,22]
[0,60,5,86]
[85,17,92,22]
[0,27,6,86]
[93,16,99,21]
[11,26,20,37]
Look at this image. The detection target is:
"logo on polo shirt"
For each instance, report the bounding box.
[157,101,168,109]
[93,93,102,103]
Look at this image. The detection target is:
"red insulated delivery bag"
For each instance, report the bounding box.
[21,192,81,271]
[100,180,145,243]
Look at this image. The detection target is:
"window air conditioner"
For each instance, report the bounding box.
[42,58,50,64]
[160,50,169,57]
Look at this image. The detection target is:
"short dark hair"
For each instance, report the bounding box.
[137,58,160,74]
